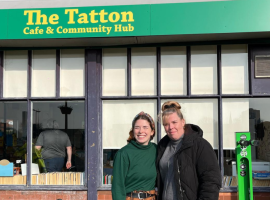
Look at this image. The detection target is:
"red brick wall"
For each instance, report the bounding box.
[98,191,112,200]
[0,191,87,200]
[97,191,270,200]
[0,191,269,200]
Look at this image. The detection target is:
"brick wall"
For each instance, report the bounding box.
[98,191,112,200]
[0,191,269,200]
[0,191,87,200]
[97,191,270,200]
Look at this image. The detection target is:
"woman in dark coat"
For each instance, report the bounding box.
[156,101,221,200]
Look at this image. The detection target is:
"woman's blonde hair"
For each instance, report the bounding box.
[159,101,184,123]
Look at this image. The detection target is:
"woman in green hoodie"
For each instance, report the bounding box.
[112,111,157,200]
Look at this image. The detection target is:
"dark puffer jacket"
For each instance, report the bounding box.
[156,124,221,200]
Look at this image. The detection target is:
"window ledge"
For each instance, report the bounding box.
[97,186,270,192]
[97,185,111,190]
[0,185,87,191]
[220,187,270,193]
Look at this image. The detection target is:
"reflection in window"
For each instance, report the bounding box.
[32,101,85,185]
[222,99,249,149]
[0,102,27,185]
[223,98,270,187]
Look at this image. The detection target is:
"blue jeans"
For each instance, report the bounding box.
[44,157,65,172]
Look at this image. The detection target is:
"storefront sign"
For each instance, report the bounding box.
[6,5,150,39]
[0,10,8,39]
[1,0,270,40]
[150,0,270,36]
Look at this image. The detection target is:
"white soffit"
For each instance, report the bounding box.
[0,0,232,9]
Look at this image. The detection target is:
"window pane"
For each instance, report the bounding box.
[222,45,249,94]
[131,48,156,95]
[3,51,28,97]
[223,98,270,187]
[103,100,157,149]
[191,45,217,94]
[0,102,27,185]
[222,98,249,187]
[161,46,187,95]
[250,98,270,187]
[60,49,85,97]
[102,48,127,96]
[102,100,157,185]
[222,99,249,149]
[32,50,56,97]
[161,99,218,149]
[32,101,85,185]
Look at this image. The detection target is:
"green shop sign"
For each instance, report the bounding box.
[6,5,150,39]
[0,0,270,40]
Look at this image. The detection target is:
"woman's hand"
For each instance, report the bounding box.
[66,161,72,169]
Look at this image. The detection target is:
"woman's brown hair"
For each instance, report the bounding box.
[127,112,156,143]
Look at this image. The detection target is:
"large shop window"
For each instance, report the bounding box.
[100,45,270,189]
[3,51,28,98]
[0,49,86,187]
[31,101,85,185]
[0,102,27,185]
[223,98,270,187]
[102,100,157,185]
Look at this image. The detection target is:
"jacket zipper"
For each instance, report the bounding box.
[177,160,184,200]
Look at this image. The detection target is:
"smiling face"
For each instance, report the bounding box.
[163,112,185,141]
[133,119,154,145]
